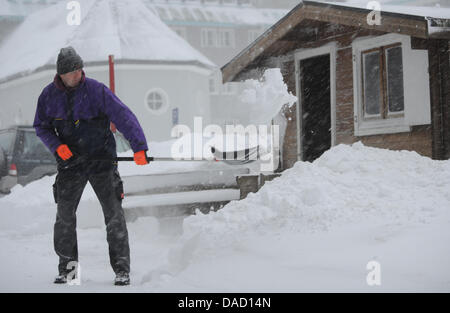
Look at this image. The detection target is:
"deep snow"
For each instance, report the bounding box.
[0,142,449,292]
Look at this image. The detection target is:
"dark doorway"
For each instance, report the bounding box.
[300,54,331,162]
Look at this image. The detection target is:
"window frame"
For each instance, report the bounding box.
[360,42,404,122]
[222,0,237,6]
[144,88,169,116]
[352,34,412,136]
[218,28,235,48]
[0,129,16,156]
[248,29,260,44]
[201,28,217,48]
[385,44,405,117]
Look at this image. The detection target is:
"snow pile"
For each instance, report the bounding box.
[1,142,450,291]
[174,142,450,261]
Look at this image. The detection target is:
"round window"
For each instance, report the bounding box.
[145,89,169,115]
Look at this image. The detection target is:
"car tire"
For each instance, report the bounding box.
[0,146,7,177]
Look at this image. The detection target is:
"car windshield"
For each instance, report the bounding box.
[20,130,54,161]
[0,130,15,155]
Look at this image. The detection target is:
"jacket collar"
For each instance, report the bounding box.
[53,70,86,92]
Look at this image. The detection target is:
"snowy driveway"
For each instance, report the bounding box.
[1,143,450,292]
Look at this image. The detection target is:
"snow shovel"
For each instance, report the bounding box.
[114,145,260,165]
[57,148,259,169]
[57,153,240,170]
[57,155,210,169]
[210,146,259,165]
[115,153,259,164]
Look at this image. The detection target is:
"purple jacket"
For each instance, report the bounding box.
[33,72,148,157]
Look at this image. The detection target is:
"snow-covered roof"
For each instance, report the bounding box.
[222,0,450,83]
[0,0,59,17]
[0,0,215,82]
[331,1,450,19]
[1,0,289,26]
[144,0,288,26]
[0,0,19,16]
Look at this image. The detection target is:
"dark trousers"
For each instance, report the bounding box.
[53,162,130,275]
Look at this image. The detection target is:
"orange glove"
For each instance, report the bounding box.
[56,144,73,161]
[134,150,148,165]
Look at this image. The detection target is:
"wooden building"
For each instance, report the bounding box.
[221,1,450,170]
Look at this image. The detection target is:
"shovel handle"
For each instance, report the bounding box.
[114,157,208,162]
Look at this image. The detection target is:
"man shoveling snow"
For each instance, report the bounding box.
[33,46,149,286]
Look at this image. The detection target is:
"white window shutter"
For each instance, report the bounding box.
[404,49,431,126]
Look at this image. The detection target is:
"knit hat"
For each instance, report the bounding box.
[56,46,84,75]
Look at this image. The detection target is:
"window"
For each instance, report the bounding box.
[386,46,404,114]
[239,0,251,6]
[218,29,235,48]
[145,89,169,115]
[219,12,231,23]
[184,0,201,5]
[204,0,219,5]
[248,29,260,44]
[0,130,14,155]
[193,8,206,21]
[21,131,52,161]
[352,34,431,136]
[204,10,215,21]
[361,43,404,120]
[222,0,237,5]
[201,28,217,47]
[168,8,183,21]
[148,92,163,111]
[181,8,194,20]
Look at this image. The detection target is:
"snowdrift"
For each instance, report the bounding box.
[1,142,450,291]
[172,142,450,262]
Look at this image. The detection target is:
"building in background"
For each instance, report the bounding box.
[0,0,290,129]
[3,0,444,135]
[222,0,450,169]
[0,0,215,142]
[377,0,446,6]
[144,0,287,67]
[143,0,288,126]
[322,0,447,7]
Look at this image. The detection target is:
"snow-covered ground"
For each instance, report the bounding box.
[0,142,449,292]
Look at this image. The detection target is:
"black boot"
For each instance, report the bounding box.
[114,272,130,286]
[54,274,68,284]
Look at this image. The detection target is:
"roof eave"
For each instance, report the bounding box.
[221,1,306,83]
[222,1,449,83]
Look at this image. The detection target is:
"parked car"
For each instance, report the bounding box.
[0,125,131,194]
